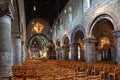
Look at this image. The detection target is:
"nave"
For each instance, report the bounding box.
[10,60,120,80]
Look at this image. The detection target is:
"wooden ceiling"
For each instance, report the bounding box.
[24,0,69,27]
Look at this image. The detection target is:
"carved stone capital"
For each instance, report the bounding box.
[12,33,21,39]
[21,41,25,45]
[113,30,120,37]
[56,46,61,51]
[70,43,79,46]
[84,38,97,43]
[61,45,66,50]
[0,0,14,20]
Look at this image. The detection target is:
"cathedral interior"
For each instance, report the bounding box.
[0,0,120,80]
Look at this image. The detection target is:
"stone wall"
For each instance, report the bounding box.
[26,18,51,44]
[52,0,120,62]
[52,0,119,42]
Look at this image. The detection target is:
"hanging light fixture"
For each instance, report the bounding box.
[33,0,36,11]
[33,6,36,11]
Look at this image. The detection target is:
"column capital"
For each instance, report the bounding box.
[61,45,65,48]
[61,45,67,50]
[70,43,79,46]
[22,41,25,45]
[113,30,120,37]
[84,38,97,43]
[56,46,61,51]
[12,33,21,39]
[0,0,14,20]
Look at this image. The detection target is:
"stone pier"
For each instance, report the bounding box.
[84,38,97,63]
[0,15,12,78]
[70,43,79,61]
[113,30,120,64]
[12,38,21,65]
[56,46,61,60]
[61,45,66,60]
[21,41,26,62]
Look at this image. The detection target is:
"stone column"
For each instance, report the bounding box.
[12,37,21,65]
[11,42,13,66]
[101,50,106,61]
[56,47,61,60]
[113,30,120,64]
[70,43,79,61]
[84,38,97,63]
[21,41,26,62]
[78,45,85,61]
[67,46,70,60]
[0,1,14,78]
[110,44,117,61]
[0,15,12,78]
[80,49,85,61]
[61,45,66,60]
[61,45,69,60]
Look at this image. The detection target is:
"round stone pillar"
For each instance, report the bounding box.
[11,40,14,66]
[56,47,61,60]
[12,38,21,65]
[21,41,26,62]
[0,15,12,77]
[70,43,79,61]
[66,46,70,60]
[84,38,97,63]
[61,45,69,60]
[80,49,85,61]
[113,30,120,64]
[61,45,66,60]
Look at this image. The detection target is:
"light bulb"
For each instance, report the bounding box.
[33,6,36,11]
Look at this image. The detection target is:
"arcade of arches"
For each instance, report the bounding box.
[1,0,120,79]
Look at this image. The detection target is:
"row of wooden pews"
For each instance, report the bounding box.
[12,60,120,80]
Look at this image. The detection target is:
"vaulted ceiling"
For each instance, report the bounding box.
[24,0,69,27]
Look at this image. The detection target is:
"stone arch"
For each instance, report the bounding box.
[56,39,61,60]
[61,34,70,60]
[86,9,119,36]
[70,24,85,61]
[26,18,51,46]
[27,33,49,59]
[88,14,117,37]
[88,14,117,61]
[47,40,56,60]
[28,33,49,47]
[62,34,70,45]
[56,39,61,47]
[71,24,85,43]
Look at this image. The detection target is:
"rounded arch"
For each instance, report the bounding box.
[88,14,117,37]
[71,24,85,43]
[28,33,49,48]
[56,39,61,47]
[88,14,117,61]
[26,18,51,46]
[62,34,70,45]
[56,39,61,60]
[61,34,70,60]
